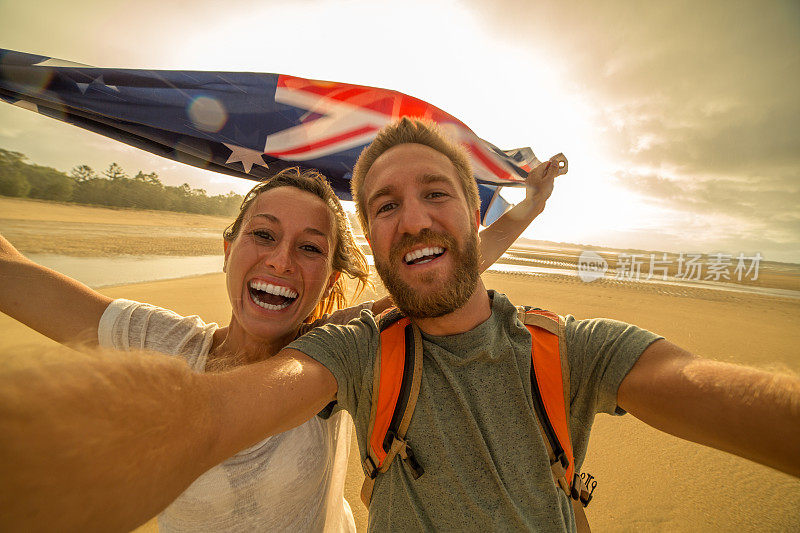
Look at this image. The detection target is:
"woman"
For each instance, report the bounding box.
[0,160,560,531]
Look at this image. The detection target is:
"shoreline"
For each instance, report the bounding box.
[23,250,800,302]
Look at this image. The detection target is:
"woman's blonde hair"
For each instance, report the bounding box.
[224,167,370,322]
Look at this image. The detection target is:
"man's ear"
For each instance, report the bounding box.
[223,240,230,273]
[474,208,481,230]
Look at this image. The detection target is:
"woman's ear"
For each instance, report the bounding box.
[326,271,341,295]
[223,240,230,272]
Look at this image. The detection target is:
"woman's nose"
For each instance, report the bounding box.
[263,242,294,273]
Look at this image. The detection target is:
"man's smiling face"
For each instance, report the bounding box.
[363,143,481,318]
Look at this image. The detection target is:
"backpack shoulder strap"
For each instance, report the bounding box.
[361,307,424,508]
[517,306,593,532]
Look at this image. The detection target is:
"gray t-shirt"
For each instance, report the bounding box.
[288,291,662,532]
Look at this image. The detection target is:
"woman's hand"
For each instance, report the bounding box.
[0,234,111,347]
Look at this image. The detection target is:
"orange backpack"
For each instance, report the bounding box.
[360,306,595,531]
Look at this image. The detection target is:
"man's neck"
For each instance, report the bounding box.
[412,280,492,336]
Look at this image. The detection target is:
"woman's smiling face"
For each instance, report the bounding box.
[224,186,338,341]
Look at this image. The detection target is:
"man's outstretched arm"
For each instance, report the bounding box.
[618,339,800,477]
[0,346,336,532]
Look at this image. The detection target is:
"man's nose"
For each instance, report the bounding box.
[397,198,434,235]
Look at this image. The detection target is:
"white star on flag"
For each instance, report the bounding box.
[223,143,269,173]
[76,75,119,94]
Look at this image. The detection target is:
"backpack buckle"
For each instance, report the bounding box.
[386,430,425,480]
[572,472,597,507]
[401,443,425,479]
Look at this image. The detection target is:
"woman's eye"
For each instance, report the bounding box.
[301,244,323,254]
[252,230,274,241]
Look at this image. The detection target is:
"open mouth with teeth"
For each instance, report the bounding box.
[248,280,298,311]
[403,246,445,265]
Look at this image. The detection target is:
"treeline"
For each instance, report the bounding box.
[0,148,243,216]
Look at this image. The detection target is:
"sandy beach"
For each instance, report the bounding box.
[0,197,230,256]
[2,270,798,531]
[1,198,799,531]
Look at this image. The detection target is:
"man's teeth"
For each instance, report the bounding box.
[404,246,445,264]
[249,281,298,299]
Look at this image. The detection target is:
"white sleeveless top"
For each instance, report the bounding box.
[98,299,366,532]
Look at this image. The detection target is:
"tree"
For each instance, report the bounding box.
[144,172,161,185]
[133,171,161,184]
[0,170,30,197]
[0,149,30,197]
[25,165,74,202]
[70,165,97,182]
[102,163,127,181]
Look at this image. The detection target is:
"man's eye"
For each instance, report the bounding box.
[427,191,448,199]
[376,202,396,215]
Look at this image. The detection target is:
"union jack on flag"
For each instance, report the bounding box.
[0,48,540,225]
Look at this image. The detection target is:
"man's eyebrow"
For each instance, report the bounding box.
[366,186,394,210]
[418,173,453,186]
[251,213,328,239]
[366,173,455,209]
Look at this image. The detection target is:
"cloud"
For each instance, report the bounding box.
[467,0,800,259]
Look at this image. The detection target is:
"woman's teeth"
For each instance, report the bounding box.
[248,281,298,310]
[404,246,445,265]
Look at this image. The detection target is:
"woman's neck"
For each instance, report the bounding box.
[207,315,299,371]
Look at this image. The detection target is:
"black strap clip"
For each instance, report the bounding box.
[572,472,597,507]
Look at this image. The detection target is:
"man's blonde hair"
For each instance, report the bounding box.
[350,117,479,234]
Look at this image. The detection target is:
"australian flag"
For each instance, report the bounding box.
[0,48,540,225]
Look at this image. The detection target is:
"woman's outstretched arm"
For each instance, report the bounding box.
[0,234,111,346]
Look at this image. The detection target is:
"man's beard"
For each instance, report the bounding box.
[374,227,480,319]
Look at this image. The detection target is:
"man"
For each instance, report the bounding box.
[283,118,800,530]
[1,118,798,532]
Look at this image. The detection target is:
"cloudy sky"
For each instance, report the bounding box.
[1,1,798,262]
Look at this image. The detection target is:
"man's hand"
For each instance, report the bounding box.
[522,153,568,218]
[618,339,800,478]
[477,154,568,272]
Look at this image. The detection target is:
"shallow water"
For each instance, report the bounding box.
[28,254,224,288]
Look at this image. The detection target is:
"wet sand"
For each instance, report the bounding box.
[1,270,798,532]
[0,197,229,256]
